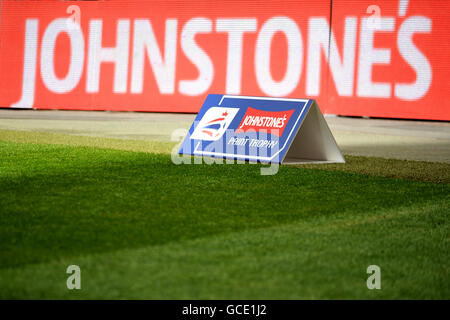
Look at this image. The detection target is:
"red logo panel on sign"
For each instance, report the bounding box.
[235,108,295,137]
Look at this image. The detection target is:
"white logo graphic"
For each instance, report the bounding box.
[190,107,239,141]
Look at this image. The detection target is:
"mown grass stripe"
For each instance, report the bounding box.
[0,199,447,299]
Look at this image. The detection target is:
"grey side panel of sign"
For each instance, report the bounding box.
[282,101,345,164]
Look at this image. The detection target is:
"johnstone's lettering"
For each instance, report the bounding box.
[2,0,446,120]
[236,108,294,136]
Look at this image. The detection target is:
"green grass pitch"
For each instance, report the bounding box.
[0,132,448,299]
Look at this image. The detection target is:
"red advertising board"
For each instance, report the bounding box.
[326,0,450,120]
[0,0,448,120]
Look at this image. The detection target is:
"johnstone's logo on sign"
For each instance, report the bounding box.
[179,94,345,164]
[236,108,294,137]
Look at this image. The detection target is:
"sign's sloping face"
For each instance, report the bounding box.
[179,94,344,164]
